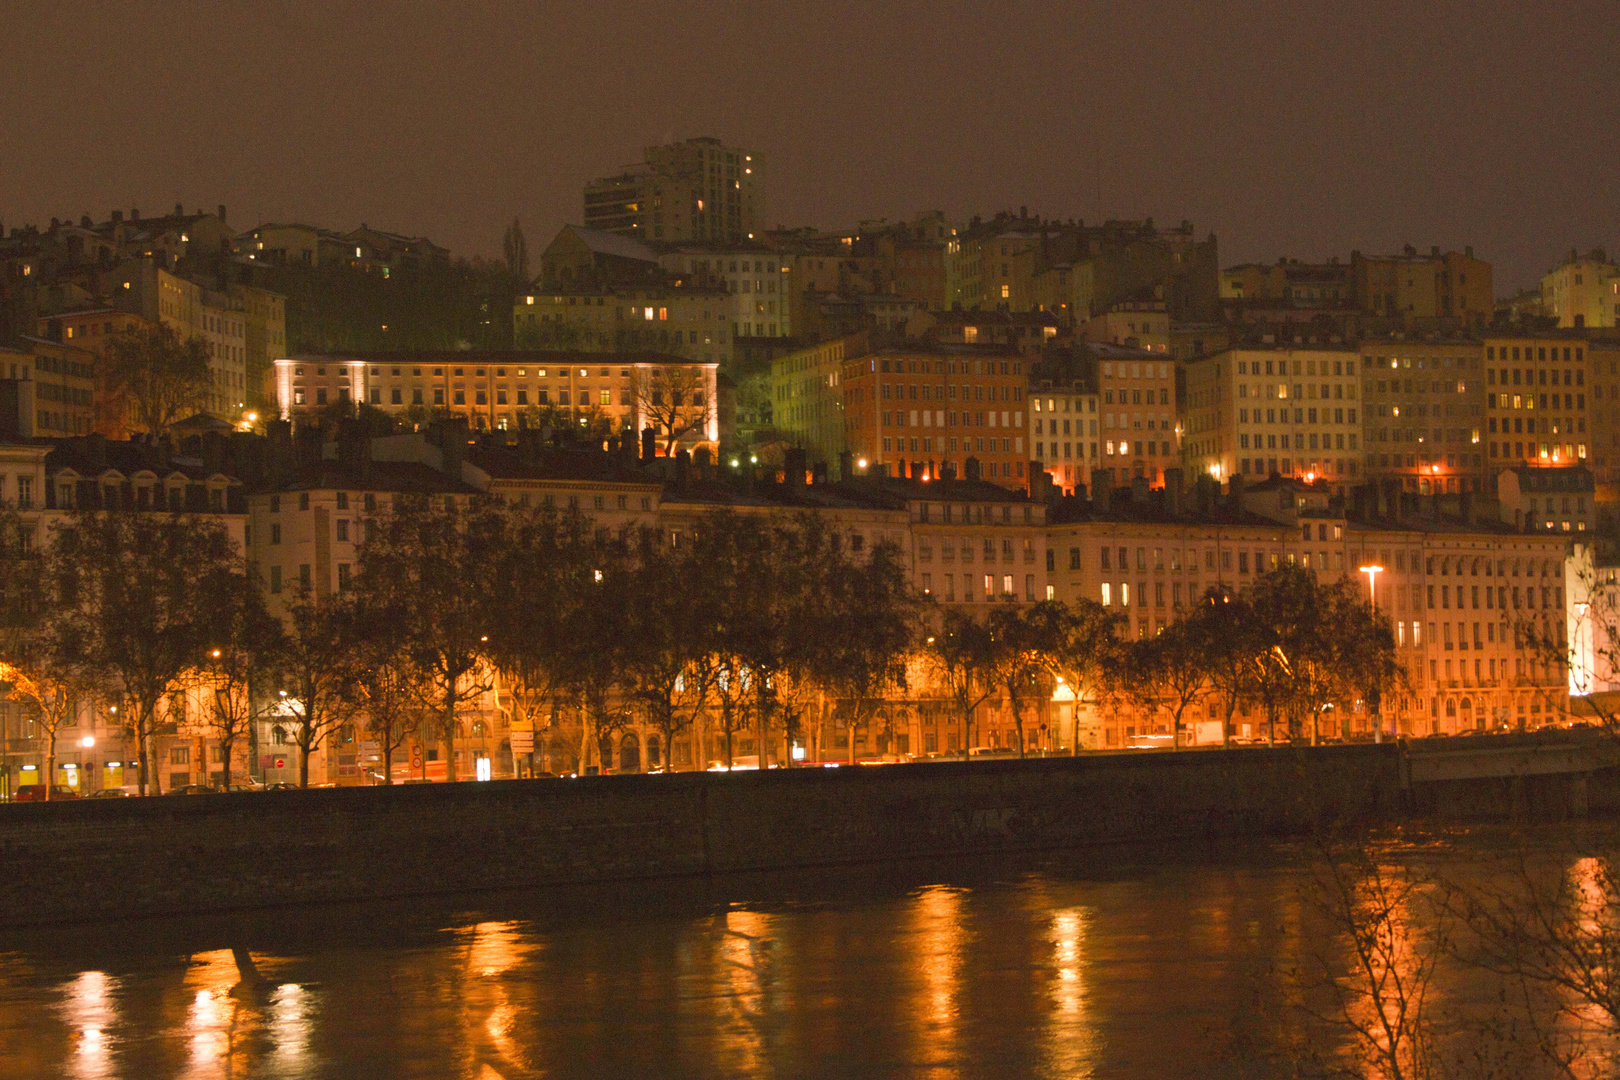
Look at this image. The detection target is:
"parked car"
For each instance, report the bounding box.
[87,788,130,798]
[260,782,298,791]
[167,785,219,795]
[220,783,259,793]
[14,785,81,802]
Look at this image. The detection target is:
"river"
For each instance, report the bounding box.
[0,824,1615,1079]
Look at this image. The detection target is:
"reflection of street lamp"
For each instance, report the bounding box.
[1358,564,1383,607]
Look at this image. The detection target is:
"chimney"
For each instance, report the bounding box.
[1194,474,1218,519]
[812,461,828,485]
[111,209,123,224]
[434,417,467,480]
[335,419,371,479]
[640,426,656,463]
[1091,468,1113,503]
[1226,472,1247,511]
[517,426,544,464]
[1163,467,1184,515]
[175,203,184,217]
[1131,476,1149,507]
[784,447,807,491]
[838,449,854,480]
[201,430,227,477]
[965,457,982,482]
[130,208,139,221]
[294,423,323,467]
[1430,245,1439,258]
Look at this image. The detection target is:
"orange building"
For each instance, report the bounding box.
[35,307,156,436]
[841,344,1030,490]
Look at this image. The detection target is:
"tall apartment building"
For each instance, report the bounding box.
[1220,258,1356,307]
[110,261,251,420]
[1028,382,1099,495]
[1359,337,1487,495]
[1354,246,1492,327]
[654,245,793,339]
[841,344,1030,490]
[1482,334,1591,474]
[1540,250,1620,330]
[584,137,761,244]
[231,282,286,415]
[768,332,867,466]
[949,215,1219,324]
[1094,344,1179,487]
[1588,339,1620,489]
[1181,347,1363,491]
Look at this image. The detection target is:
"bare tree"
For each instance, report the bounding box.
[197,574,284,789]
[357,494,506,782]
[925,608,998,756]
[622,526,718,771]
[42,511,247,794]
[635,364,711,455]
[1305,835,1449,1080]
[275,587,361,788]
[1127,616,1209,749]
[102,323,212,434]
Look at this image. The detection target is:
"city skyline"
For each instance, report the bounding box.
[3,2,1617,292]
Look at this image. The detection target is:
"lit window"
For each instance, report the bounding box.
[1001,284,1010,298]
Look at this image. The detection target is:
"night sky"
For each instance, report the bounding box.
[4,1,1616,291]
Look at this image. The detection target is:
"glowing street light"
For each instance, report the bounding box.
[1358,564,1383,607]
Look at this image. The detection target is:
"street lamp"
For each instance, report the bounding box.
[1358,564,1383,607]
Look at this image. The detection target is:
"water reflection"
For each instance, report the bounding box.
[1042,906,1093,1078]
[61,970,115,1080]
[907,885,964,1078]
[2,830,1617,1079]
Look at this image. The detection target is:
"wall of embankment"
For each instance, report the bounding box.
[0,742,1611,929]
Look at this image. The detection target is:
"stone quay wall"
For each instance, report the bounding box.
[0,745,1419,928]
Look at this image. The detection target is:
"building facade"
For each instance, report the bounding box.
[841,344,1031,490]
[1483,334,1591,474]
[1182,347,1362,491]
[584,137,761,244]
[1360,337,1486,494]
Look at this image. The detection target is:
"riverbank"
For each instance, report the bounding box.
[0,739,1608,928]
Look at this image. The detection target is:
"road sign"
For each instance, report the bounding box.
[274,757,285,769]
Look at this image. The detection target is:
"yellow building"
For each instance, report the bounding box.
[1359,337,1487,494]
[1540,250,1620,329]
[1354,246,1493,327]
[1182,347,1362,491]
[768,332,866,465]
[516,287,733,368]
[1482,334,1591,472]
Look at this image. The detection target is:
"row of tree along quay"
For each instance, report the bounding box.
[0,462,1422,797]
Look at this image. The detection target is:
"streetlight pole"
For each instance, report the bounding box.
[1358,564,1386,743]
[1358,564,1383,609]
